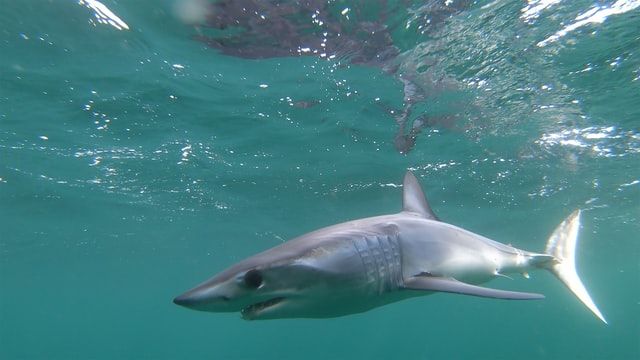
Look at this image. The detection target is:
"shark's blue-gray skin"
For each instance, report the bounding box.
[174,172,606,323]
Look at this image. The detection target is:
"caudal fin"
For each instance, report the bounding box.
[544,210,607,324]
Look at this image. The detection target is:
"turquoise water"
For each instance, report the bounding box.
[1,0,639,359]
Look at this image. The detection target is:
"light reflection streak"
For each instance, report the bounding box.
[536,126,640,157]
[79,0,129,31]
[537,0,640,47]
[521,0,563,23]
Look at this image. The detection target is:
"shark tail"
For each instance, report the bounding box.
[542,210,607,324]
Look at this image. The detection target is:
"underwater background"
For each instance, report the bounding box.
[1,0,638,359]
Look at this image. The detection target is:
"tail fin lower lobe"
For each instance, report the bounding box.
[544,210,607,324]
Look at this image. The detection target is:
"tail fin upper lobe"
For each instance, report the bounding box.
[544,210,607,324]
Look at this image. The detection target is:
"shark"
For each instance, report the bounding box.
[174,171,606,323]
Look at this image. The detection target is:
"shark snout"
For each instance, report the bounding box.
[173,292,228,307]
[173,282,235,312]
[173,290,207,308]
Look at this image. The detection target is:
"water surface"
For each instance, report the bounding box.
[1,1,639,359]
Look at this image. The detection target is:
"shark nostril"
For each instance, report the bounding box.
[221,296,230,301]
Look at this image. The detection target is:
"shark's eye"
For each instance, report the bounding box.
[244,269,263,289]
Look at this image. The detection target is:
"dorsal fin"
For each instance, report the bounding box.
[402,171,440,221]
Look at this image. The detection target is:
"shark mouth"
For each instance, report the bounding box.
[241,297,285,319]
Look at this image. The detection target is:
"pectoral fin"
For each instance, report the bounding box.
[403,276,544,300]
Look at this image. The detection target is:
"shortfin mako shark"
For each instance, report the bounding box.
[174,171,606,323]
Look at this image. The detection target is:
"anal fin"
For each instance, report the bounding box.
[403,276,544,300]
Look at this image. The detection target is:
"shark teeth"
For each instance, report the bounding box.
[241,297,284,319]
